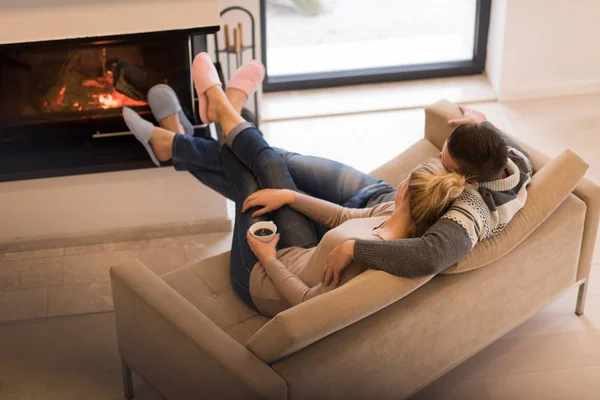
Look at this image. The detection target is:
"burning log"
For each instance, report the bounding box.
[106,58,147,101]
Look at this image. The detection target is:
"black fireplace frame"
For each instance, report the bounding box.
[0,26,219,182]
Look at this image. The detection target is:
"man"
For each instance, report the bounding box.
[145,84,532,285]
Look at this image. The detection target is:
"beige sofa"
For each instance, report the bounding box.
[110,100,599,400]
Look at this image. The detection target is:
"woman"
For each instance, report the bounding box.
[123,53,466,317]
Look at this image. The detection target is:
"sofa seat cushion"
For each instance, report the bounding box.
[162,252,270,344]
[443,149,589,274]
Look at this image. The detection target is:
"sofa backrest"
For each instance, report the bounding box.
[245,270,433,363]
[444,149,588,273]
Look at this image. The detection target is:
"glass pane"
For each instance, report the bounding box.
[0,39,190,127]
[266,0,477,77]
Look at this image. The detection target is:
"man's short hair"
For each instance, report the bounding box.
[447,123,508,182]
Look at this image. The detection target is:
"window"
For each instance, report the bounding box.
[261,0,491,91]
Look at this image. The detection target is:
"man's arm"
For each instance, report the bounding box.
[352,219,472,278]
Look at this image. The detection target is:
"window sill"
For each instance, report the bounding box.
[262,74,496,122]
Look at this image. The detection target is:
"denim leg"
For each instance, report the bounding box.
[171,133,236,200]
[273,148,395,209]
[218,147,265,310]
[225,127,319,250]
[171,131,395,208]
[229,204,260,310]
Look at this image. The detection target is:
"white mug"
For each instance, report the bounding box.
[249,221,278,243]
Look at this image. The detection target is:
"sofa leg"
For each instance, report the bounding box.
[121,359,135,399]
[576,280,589,316]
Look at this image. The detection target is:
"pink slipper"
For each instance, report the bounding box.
[227,60,266,103]
[192,52,222,124]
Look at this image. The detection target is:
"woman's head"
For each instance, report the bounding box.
[400,159,466,236]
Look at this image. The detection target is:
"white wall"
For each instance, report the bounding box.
[0,0,219,44]
[486,0,600,101]
[0,168,228,242]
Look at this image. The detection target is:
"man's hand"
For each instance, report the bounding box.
[322,240,355,287]
[242,189,296,217]
[247,231,280,265]
[448,105,487,127]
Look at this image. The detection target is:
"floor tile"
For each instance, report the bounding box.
[62,251,137,285]
[0,313,162,398]
[0,258,62,291]
[410,377,490,400]
[0,393,31,400]
[263,75,495,121]
[588,265,600,297]
[501,287,600,339]
[47,283,113,317]
[0,288,47,323]
[0,263,19,292]
[262,108,424,175]
[63,240,149,256]
[484,365,600,400]
[27,375,164,400]
[0,366,27,395]
[3,248,64,262]
[451,329,600,379]
[183,232,232,262]
[135,246,186,276]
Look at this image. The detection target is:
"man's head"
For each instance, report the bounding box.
[439,123,508,182]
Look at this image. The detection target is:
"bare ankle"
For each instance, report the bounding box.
[225,88,247,115]
[160,114,184,134]
[149,128,175,161]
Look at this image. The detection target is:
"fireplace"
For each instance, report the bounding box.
[0,30,217,182]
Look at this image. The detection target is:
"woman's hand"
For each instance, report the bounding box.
[242,189,296,217]
[247,231,280,266]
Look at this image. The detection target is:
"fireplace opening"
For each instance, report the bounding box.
[1,38,194,129]
[0,33,213,182]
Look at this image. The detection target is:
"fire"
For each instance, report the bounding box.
[50,65,147,112]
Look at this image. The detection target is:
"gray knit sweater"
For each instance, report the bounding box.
[353,122,533,277]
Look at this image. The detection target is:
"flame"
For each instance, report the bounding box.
[49,59,147,112]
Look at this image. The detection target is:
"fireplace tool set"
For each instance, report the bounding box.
[212,6,259,125]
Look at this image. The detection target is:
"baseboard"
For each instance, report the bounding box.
[0,218,232,253]
[498,80,600,102]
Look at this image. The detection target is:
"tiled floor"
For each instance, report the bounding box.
[0,232,232,324]
[1,93,600,399]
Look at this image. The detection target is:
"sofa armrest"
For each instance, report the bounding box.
[424,99,463,149]
[572,178,600,281]
[110,259,287,400]
[245,270,433,363]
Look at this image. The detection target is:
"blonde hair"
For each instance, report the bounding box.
[405,158,466,236]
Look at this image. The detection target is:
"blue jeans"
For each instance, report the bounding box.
[174,128,320,309]
[172,136,397,211]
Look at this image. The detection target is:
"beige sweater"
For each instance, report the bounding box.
[249,193,395,316]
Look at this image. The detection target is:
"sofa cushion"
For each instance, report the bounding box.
[162,252,270,344]
[443,149,589,274]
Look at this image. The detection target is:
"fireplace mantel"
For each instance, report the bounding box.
[0,0,220,46]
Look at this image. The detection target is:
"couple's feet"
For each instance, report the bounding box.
[123,53,265,166]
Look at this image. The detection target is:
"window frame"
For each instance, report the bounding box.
[260,0,492,92]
